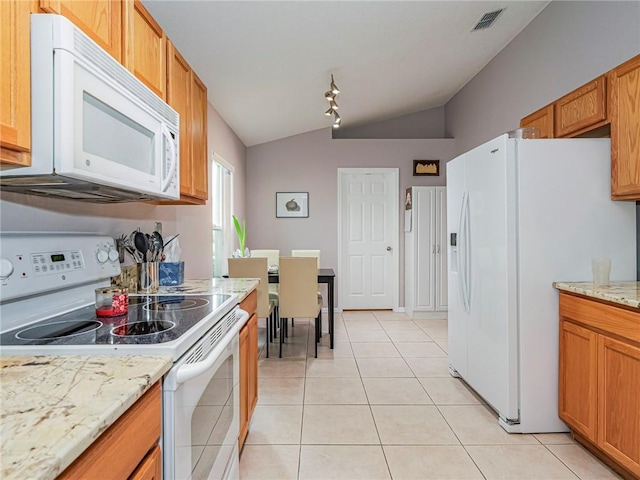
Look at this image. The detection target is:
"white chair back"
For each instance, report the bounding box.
[291,249,320,268]
[251,249,280,267]
[228,257,271,318]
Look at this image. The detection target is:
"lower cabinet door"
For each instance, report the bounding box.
[597,335,640,476]
[558,320,598,441]
[238,322,250,448]
[129,445,162,480]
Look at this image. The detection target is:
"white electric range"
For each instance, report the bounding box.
[0,233,246,480]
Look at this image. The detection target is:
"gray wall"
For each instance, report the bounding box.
[0,103,247,279]
[334,107,447,139]
[445,1,640,155]
[245,128,455,309]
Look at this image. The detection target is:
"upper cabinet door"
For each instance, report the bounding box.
[124,0,166,100]
[520,105,554,138]
[554,76,607,138]
[166,40,192,197]
[0,0,32,165]
[40,0,123,62]
[610,54,640,200]
[191,72,208,201]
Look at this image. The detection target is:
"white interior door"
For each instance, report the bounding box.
[414,187,436,311]
[338,168,399,310]
[435,187,448,311]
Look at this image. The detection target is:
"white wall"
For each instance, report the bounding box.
[445,1,640,155]
[246,127,455,308]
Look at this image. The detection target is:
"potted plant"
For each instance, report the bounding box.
[232,215,250,257]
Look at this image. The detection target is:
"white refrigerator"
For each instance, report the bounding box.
[446,134,636,433]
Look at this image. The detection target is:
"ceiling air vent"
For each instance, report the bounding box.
[472,9,504,31]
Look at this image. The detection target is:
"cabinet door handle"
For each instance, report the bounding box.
[432,244,436,254]
[437,244,440,253]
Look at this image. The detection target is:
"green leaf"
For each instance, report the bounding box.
[232,215,246,253]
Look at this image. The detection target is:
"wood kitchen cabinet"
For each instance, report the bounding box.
[0,0,33,166]
[39,0,124,63]
[58,381,163,479]
[520,105,554,138]
[239,289,258,450]
[558,292,640,479]
[558,319,598,442]
[610,54,640,200]
[520,54,640,201]
[166,40,209,204]
[123,0,166,100]
[554,75,607,138]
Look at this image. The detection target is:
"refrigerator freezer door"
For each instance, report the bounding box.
[446,155,468,379]
[463,135,519,423]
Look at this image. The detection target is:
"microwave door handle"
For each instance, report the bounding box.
[174,308,249,385]
[161,124,178,193]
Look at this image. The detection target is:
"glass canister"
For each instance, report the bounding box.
[95,287,129,317]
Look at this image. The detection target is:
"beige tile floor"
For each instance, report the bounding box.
[239,311,621,480]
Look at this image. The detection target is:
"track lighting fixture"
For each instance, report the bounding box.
[324,74,342,128]
[330,74,340,95]
[332,112,341,129]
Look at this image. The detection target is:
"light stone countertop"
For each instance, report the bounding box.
[0,355,172,480]
[154,277,259,300]
[553,281,640,309]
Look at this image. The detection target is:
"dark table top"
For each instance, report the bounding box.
[268,268,335,281]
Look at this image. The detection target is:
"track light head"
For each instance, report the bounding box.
[324,91,335,101]
[329,99,339,110]
[330,74,340,94]
[325,107,334,116]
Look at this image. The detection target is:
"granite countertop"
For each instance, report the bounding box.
[0,355,172,480]
[155,277,259,300]
[553,281,640,309]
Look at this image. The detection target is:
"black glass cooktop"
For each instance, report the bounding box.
[0,294,233,346]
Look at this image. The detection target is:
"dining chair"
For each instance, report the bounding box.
[278,257,323,358]
[250,249,280,340]
[228,257,278,358]
[291,249,321,268]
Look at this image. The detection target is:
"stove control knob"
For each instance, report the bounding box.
[96,249,109,264]
[0,258,14,279]
[108,248,119,263]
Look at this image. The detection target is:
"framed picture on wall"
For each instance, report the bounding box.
[413,159,440,176]
[276,192,309,218]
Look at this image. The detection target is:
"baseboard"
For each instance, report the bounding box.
[408,311,448,320]
[394,307,406,313]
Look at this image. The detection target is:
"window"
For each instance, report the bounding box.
[211,155,234,277]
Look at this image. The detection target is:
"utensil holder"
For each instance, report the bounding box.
[137,262,159,293]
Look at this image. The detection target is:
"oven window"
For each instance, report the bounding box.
[82,92,155,174]
[190,355,236,478]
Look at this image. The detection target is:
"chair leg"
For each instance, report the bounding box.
[314,314,319,358]
[266,314,270,359]
[279,316,284,358]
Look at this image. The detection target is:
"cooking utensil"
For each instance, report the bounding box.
[134,231,149,262]
[151,231,164,261]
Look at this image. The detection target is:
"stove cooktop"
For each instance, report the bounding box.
[0,294,234,349]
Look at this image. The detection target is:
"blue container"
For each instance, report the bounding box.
[159,261,184,286]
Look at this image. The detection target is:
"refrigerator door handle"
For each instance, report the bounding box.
[463,192,471,311]
[458,191,470,313]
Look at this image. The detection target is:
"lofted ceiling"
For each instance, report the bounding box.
[143,1,549,147]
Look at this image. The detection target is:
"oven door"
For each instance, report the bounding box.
[163,308,248,480]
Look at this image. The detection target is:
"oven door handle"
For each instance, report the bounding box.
[175,308,249,386]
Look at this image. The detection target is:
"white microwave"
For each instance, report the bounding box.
[0,14,180,203]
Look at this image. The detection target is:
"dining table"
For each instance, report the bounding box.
[268,268,336,348]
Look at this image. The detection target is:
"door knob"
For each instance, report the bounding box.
[386,246,392,251]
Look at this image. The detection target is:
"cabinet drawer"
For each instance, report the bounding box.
[554,76,607,138]
[559,293,640,344]
[240,289,258,316]
[58,382,162,480]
